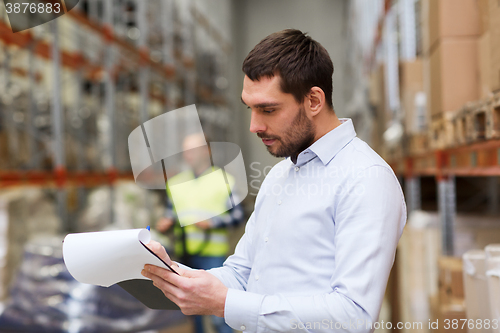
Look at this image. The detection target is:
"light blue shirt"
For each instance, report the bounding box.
[208,118,407,333]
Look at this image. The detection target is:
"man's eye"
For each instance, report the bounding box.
[263,109,274,113]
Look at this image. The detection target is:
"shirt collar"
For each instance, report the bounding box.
[293,118,356,166]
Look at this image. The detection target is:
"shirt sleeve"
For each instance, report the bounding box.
[220,166,406,333]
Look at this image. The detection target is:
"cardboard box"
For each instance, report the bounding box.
[438,304,467,333]
[400,59,425,133]
[403,90,427,133]
[489,0,500,92]
[427,38,479,117]
[477,0,491,34]
[421,0,431,54]
[438,256,464,306]
[426,0,481,52]
[400,59,424,92]
[478,32,493,98]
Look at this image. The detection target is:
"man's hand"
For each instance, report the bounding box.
[156,217,174,233]
[142,264,228,317]
[145,240,177,268]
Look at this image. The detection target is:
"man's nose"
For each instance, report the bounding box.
[249,110,266,133]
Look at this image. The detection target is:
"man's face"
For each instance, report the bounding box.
[241,75,316,158]
[182,134,210,170]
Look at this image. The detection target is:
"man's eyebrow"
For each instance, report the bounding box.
[240,98,281,109]
[255,102,280,108]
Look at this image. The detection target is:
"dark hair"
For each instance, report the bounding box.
[242,29,334,110]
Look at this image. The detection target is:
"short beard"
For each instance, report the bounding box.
[260,106,316,159]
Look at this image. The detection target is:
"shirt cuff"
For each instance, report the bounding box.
[225,288,264,332]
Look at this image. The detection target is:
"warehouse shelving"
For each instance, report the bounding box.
[389,140,500,256]
[394,140,500,178]
[0,169,134,188]
[385,91,500,257]
[344,0,500,328]
[0,0,234,233]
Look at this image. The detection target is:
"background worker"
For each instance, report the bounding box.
[145,29,406,333]
[156,133,244,333]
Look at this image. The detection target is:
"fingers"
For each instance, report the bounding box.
[143,268,181,301]
[143,264,185,288]
[142,265,227,317]
[146,241,172,265]
[145,240,161,252]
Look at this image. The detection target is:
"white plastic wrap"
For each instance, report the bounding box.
[463,249,492,333]
[486,244,500,333]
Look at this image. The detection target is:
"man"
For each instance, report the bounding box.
[142,29,406,333]
[156,133,243,333]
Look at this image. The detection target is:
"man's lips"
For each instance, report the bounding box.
[261,138,276,146]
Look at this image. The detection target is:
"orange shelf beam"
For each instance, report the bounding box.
[0,170,134,188]
[390,139,500,177]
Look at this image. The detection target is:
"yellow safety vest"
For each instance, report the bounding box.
[166,167,234,257]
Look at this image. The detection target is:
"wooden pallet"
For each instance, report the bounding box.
[470,100,489,142]
[453,101,482,145]
[429,114,455,150]
[451,106,469,146]
[429,118,444,150]
[487,92,500,139]
[408,132,428,155]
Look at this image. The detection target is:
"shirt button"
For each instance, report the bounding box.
[255,275,259,280]
[295,167,300,172]
[240,325,246,331]
[277,200,282,205]
[264,237,268,242]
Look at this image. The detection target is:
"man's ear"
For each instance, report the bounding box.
[306,87,325,117]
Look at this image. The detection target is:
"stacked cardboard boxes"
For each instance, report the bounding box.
[436,257,467,333]
[489,0,500,93]
[476,0,500,96]
[478,0,493,98]
[422,0,482,148]
[400,59,428,155]
[438,257,465,305]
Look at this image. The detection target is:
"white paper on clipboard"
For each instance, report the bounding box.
[62,228,171,287]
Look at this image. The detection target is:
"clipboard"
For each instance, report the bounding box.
[117,279,180,310]
[63,229,181,310]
